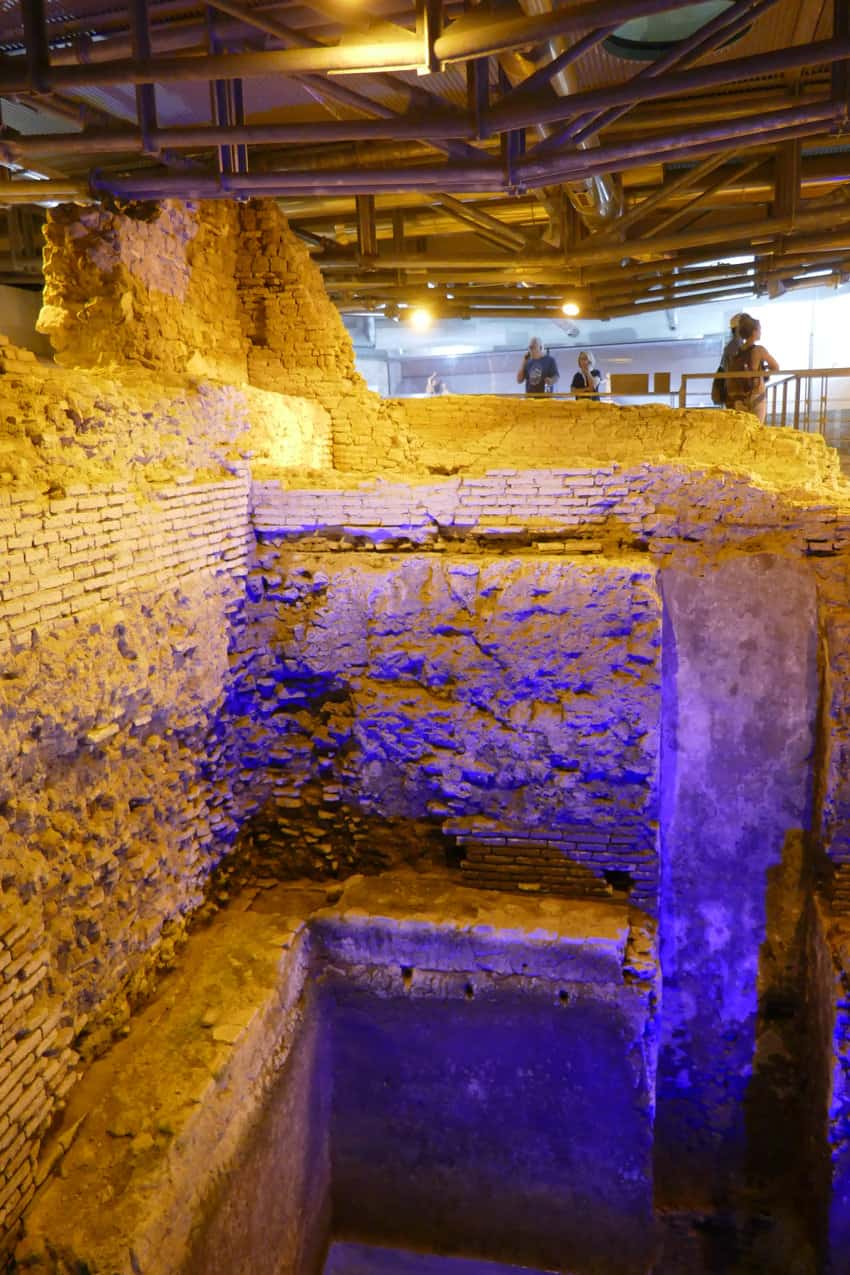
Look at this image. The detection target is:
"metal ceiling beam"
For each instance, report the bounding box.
[433,193,529,249]
[592,150,743,242]
[281,155,850,234]
[773,139,801,220]
[532,0,776,156]
[4,115,474,161]
[56,99,839,207]
[0,180,87,202]
[131,0,159,155]
[206,0,464,152]
[640,157,764,238]
[600,284,756,318]
[2,0,813,95]
[433,0,713,63]
[485,36,850,135]
[0,33,427,92]
[529,105,841,186]
[21,0,49,94]
[569,0,780,151]
[356,193,377,256]
[311,198,850,269]
[491,25,617,114]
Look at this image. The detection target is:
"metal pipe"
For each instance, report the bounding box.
[22,0,49,94]
[593,150,739,241]
[0,181,87,202]
[550,0,781,153]
[526,104,841,185]
[0,0,729,93]
[434,194,529,249]
[641,156,763,237]
[311,195,850,268]
[485,36,850,134]
[5,115,473,161]
[0,35,426,93]
[508,3,621,228]
[283,156,846,233]
[433,0,712,63]
[10,97,825,169]
[494,25,617,109]
[600,285,756,319]
[587,269,749,297]
[87,104,841,207]
[45,16,247,65]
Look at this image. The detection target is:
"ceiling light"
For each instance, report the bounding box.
[409,306,433,331]
[562,301,580,317]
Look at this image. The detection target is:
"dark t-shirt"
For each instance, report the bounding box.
[523,354,559,394]
[571,368,601,396]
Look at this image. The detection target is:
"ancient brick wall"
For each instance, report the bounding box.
[813,556,850,909]
[0,463,255,1241]
[0,477,249,645]
[368,393,843,487]
[0,361,331,493]
[38,202,248,382]
[233,201,414,472]
[231,546,662,908]
[252,463,847,549]
[0,351,274,1245]
[9,189,850,1254]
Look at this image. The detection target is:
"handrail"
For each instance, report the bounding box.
[678,366,850,432]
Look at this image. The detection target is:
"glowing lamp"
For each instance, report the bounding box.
[409,306,433,331]
[562,301,581,317]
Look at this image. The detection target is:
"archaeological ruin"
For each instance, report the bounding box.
[2,198,850,1274]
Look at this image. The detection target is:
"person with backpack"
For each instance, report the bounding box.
[711,313,746,406]
[727,314,779,422]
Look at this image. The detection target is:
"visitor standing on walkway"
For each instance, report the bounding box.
[722,314,745,372]
[727,315,779,423]
[712,313,746,406]
[570,351,603,400]
[517,338,559,394]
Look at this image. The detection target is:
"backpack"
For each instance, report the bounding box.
[728,347,758,402]
[710,363,727,406]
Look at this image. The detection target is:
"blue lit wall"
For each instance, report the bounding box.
[656,555,818,1205]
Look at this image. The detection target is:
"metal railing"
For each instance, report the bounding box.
[678,367,850,435]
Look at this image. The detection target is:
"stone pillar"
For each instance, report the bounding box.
[656,552,818,1203]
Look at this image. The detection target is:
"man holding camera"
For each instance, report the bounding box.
[516,337,560,395]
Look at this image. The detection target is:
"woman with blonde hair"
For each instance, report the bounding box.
[571,350,603,400]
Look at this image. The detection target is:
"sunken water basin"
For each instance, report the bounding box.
[17,871,658,1275]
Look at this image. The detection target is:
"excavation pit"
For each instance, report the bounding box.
[17,871,658,1275]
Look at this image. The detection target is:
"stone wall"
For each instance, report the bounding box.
[234,201,415,473]
[378,393,843,488]
[252,461,848,551]
[241,458,850,1237]
[0,476,249,646]
[0,442,255,1245]
[231,545,661,909]
[35,198,409,476]
[17,874,657,1275]
[0,360,331,494]
[656,555,819,1203]
[38,202,248,383]
[8,193,850,1265]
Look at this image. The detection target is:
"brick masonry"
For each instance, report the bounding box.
[5,195,850,1257]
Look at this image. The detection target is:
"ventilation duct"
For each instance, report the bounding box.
[502,0,623,232]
